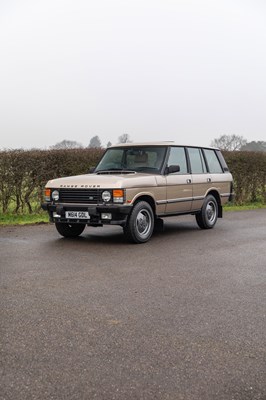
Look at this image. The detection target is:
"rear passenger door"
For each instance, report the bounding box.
[165,147,192,213]
[186,147,211,211]
[203,148,228,200]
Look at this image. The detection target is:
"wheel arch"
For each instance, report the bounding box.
[124,195,156,243]
[206,189,223,218]
[132,194,156,216]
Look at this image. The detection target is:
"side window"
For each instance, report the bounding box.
[167,147,188,173]
[203,149,223,173]
[187,147,207,174]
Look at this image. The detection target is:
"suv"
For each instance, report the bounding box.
[42,142,233,243]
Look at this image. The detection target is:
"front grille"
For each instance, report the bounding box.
[59,189,102,204]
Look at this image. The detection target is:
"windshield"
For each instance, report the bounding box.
[95,146,167,174]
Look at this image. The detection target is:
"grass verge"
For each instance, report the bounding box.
[224,202,266,211]
[0,203,265,226]
[0,212,49,226]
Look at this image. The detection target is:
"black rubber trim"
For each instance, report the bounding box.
[42,202,132,214]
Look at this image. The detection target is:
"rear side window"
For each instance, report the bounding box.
[167,147,188,173]
[187,148,207,174]
[203,149,223,173]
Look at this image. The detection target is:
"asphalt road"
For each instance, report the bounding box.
[1,210,266,400]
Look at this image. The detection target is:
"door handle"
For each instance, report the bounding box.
[187,179,192,184]
[207,178,211,182]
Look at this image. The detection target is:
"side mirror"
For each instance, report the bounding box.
[88,167,95,174]
[166,165,180,174]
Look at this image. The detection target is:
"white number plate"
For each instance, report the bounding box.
[65,211,90,219]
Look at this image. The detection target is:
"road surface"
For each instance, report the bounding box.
[1,210,266,399]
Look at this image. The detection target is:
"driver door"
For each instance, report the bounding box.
[165,147,192,213]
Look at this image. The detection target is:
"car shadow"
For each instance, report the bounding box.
[45,219,199,249]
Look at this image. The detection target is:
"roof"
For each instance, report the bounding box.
[110,141,219,150]
[111,141,174,147]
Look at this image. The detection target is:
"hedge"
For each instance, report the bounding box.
[223,151,266,204]
[0,148,104,214]
[0,148,265,214]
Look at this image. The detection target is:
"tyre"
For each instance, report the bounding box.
[196,195,218,229]
[55,222,85,238]
[124,201,154,243]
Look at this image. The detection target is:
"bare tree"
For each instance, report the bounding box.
[211,135,247,151]
[50,140,83,149]
[88,135,102,148]
[106,141,112,148]
[118,133,132,144]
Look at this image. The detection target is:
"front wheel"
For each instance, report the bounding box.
[55,222,85,238]
[124,201,154,243]
[196,195,218,229]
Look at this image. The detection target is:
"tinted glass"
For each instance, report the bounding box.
[204,149,223,173]
[95,146,167,173]
[167,147,187,173]
[187,148,207,173]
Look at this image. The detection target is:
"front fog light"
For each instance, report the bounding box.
[101,213,112,220]
[52,190,59,201]
[102,191,111,202]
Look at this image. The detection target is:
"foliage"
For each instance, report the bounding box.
[0,148,104,214]
[0,211,49,225]
[223,150,266,204]
[240,141,266,152]
[224,202,266,211]
[0,148,265,216]
[118,134,131,143]
[211,134,247,151]
[89,135,102,148]
[50,140,83,149]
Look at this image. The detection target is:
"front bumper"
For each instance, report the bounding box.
[41,202,132,226]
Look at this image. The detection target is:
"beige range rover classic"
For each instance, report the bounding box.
[42,142,233,243]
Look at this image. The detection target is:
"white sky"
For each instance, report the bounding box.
[0,0,266,149]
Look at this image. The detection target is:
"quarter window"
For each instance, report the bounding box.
[167,147,188,173]
[203,149,223,173]
[187,148,207,174]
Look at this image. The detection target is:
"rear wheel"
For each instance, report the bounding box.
[124,201,154,243]
[196,195,218,229]
[55,222,85,238]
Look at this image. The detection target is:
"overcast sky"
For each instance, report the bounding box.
[0,0,266,149]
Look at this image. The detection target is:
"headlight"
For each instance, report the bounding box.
[102,190,111,202]
[52,190,59,201]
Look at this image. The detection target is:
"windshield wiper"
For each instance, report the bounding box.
[135,167,159,172]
